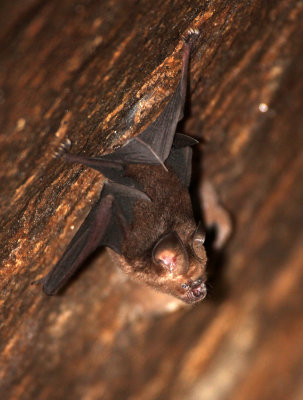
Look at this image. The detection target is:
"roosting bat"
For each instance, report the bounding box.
[41,30,208,304]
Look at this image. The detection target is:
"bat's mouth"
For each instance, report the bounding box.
[185,282,207,303]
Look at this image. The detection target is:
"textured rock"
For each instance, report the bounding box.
[1,1,303,399]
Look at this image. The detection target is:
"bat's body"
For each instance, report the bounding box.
[123,163,193,263]
[118,163,206,302]
[41,30,208,304]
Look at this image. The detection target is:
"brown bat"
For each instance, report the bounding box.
[41,30,208,304]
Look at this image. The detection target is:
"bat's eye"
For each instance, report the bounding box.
[181,283,189,289]
[192,223,206,261]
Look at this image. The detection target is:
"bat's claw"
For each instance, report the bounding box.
[53,138,72,159]
[187,28,200,36]
[183,28,200,44]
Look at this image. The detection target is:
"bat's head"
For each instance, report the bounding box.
[151,226,207,304]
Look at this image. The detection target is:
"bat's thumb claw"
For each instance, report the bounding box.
[31,276,45,287]
[53,138,72,159]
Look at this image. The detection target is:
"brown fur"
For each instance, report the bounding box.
[123,164,194,262]
[113,163,208,304]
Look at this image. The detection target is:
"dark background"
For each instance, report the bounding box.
[1,1,303,399]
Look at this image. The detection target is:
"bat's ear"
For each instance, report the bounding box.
[152,232,189,276]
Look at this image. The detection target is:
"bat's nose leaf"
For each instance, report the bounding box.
[191,282,207,299]
[152,231,189,276]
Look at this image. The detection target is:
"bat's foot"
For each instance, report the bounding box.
[183,28,200,44]
[53,138,72,159]
[199,180,232,250]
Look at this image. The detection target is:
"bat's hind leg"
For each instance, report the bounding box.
[53,139,125,181]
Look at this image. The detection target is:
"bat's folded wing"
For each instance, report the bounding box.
[42,182,149,295]
[99,82,185,166]
[99,41,193,167]
[165,145,193,188]
[100,41,192,168]
[99,181,150,253]
[165,132,198,187]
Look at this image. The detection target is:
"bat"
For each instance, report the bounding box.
[41,29,208,304]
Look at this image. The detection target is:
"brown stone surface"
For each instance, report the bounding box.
[1,1,303,399]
